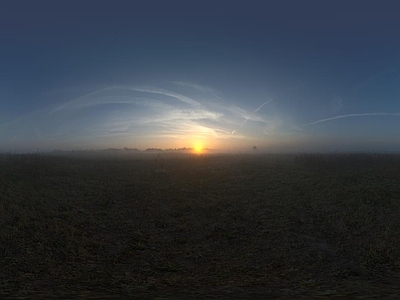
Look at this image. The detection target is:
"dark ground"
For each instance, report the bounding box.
[1,152,400,299]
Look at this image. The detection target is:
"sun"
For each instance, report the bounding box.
[193,141,203,154]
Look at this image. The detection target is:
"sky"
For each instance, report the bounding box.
[1,0,400,153]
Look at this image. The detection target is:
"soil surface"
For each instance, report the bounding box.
[1,153,400,298]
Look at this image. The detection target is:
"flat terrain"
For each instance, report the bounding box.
[1,152,400,298]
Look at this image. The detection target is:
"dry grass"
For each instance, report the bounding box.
[1,152,400,298]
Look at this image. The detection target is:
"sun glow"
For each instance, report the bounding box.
[193,141,203,154]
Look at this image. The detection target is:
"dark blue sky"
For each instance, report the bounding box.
[1,1,400,152]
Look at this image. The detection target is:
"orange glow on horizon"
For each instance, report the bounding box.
[193,141,204,154]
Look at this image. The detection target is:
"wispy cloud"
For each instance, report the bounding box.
[232,98,273,134]
[3,82,283,151]
[170,81,222,99]
[298,112,400,127]
[50,85,202,114]
[50,87,118,113]
[229,83,306,135]
[131,86,202,107]
[144,109,223,124]
[255,98,274,112]
[49,83,263,134]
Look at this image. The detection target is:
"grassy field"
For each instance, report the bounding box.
[1,152,400,298]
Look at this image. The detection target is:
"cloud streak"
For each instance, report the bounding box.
[232,98,273,134]
[46,83,258,142]
[255,98,274,112]
[299,112,400,127]
[230,83,306,135]
[131,86,202,107]
[170,81,223,99]
[50,87,117,113]
[50,85,202,114]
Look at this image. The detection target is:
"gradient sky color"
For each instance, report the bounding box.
[1,1,400,153]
